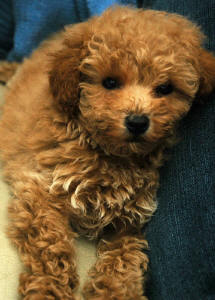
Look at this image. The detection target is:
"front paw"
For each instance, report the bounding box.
[20,273,78,300]
[82,237,149,300]
[83,273,148,300]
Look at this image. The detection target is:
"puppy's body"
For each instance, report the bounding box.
[0,6,215,300]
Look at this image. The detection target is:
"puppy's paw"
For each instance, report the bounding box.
[83,274,148,300]
[20,272,78,300]
[82,237,149,300]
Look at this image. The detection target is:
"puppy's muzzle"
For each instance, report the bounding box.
[125,114,149,136]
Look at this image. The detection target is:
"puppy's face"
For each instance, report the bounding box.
[50,7,215,156]
[78,33,197,155]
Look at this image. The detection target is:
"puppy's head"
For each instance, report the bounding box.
[49,6,215,156]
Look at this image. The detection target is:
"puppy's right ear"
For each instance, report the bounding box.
[49,23,90,115]
[197,49,215,99]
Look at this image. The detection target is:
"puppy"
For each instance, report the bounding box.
[0,6,215,300]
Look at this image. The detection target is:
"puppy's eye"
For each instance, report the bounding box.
[102,77,120,90]
[155,83,174,97]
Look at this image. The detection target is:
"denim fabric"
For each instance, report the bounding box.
[144,1,215,299]
[3,0,137,61]
[145,95,215,300]
[0,0,14,59]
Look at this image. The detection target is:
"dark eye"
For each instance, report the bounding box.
[102,77,120,90]
[155,83,174,97]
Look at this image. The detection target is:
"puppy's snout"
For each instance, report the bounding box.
[125,114,149,135]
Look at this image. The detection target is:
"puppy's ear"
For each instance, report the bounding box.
[197,49,215,99]
[49,23,90,115]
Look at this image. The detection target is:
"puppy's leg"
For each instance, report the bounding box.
[83,234,148,300]
[8,180,79,300]
[0,61,20,84]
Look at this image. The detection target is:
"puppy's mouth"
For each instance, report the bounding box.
[125,135,145,143]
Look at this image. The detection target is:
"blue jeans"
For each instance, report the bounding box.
[145,2,215,299]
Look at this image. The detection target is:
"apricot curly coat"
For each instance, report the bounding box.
[0,6,215,300]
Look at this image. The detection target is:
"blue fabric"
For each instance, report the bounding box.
[4,0,137,61]
[144,1,215,299]
[0,0,14,59]
[0,1,214,299]
[145,94,215,300]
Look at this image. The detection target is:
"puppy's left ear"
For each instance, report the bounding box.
[49,22,90,115]
[197,49,215,98]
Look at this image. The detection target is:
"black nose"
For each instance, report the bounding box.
[125,114,149,135]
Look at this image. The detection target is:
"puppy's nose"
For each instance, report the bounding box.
[125,114,149,135]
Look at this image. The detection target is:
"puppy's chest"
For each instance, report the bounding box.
[67,161,145,209]
[52,158,157,236]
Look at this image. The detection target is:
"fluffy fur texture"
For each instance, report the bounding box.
[0,6,215,300]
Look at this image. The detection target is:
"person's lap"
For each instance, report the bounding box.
[144,1,215,299]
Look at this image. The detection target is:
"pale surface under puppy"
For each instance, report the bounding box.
[0,6,215,300]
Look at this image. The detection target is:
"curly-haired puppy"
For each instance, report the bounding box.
[0,6,215,300]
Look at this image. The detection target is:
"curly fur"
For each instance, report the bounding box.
[0,6,215,300]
